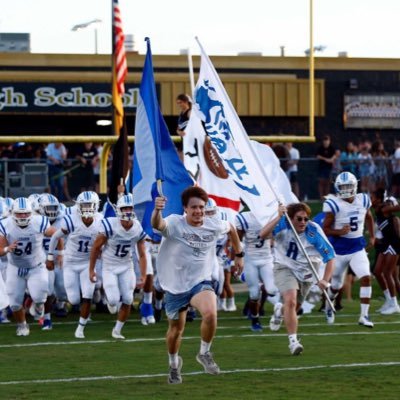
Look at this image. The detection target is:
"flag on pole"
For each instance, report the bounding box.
[187,38,296,224]
[108,0,129,205]
[133,38,193,240]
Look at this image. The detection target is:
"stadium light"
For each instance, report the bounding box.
[71,19,102,54]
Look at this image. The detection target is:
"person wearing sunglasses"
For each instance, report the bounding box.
[259,202,335,356]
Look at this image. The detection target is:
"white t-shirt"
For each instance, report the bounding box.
[156,214,230,294]
[288,147,300,173]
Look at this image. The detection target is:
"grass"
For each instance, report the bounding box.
[1,290,400,400]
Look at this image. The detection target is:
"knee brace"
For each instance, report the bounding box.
[360,286,372,299]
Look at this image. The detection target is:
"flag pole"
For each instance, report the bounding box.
[187,48,195,97]
[194,37,335,312]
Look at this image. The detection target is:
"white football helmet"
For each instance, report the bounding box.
[28,193,41,214]
[205,198,218,216]
[116,194,136,221]
[334,172,358,199]
[76,191,100,218]
[12,197,33,227]
[59,203,67,216]
[0,199,10,219]
[39,193,60,221]
[4,197,14,211]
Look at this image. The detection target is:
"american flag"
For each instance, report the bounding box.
[113,0,127,96]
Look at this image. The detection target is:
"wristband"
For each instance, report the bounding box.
[47,254,54,261]
[4,246,9,254]
[235,251,245,258]
[55,250,64,256]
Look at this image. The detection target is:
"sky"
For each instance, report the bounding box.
[1,0,400,58]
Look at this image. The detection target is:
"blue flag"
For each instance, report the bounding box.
[133,38,193,240]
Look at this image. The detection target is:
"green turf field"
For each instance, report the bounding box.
[0,291,399,400]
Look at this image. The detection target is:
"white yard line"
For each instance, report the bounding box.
[1,329,400,349]
[1,361,400,386]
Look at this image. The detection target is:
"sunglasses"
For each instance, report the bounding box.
[296,216,309,222]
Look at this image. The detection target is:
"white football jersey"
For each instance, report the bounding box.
[0,215,49,268]
[157,214,230,294]
[99,217,146,266]
[235,211,272,259]
[61,212,103,263]
[42,215,64,255]
[323,193,370,255]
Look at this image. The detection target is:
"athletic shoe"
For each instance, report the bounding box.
[42,319,53,330]
[226,299,237,312]
[74,326,85,339]
[251,321,263,332]
[112,329,125,340]
[269,302,283,332]
[29,303,43,320]
[16,324,30,337]
[380,304,400,315]
[154,308,162,323]
[377,301,390,313]
[146,315,156,324]
[358,315,374,328]
[0,315,10,324]
[168,356,183,384]
[289,340,303,355]
[107,303,118,315]
[196,352,220,375]
[325,308,335,324]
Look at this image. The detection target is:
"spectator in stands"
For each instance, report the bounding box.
[176,94,192,160]
[46,142,67,201]
[284,142,300,198]
[340,141,359,177]
[357,140,374,193]
[75,142,98,192]
[316,135,337,199]
[391,140,400,197]
[371,140,389,191]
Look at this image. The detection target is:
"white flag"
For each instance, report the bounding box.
[191,39,295,224]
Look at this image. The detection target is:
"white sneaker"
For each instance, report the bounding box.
[358,315,374,328]
[141,316,148,326]
[112,329,125,339]
[325,308,335,324]
[380,304,400,315]
[289,340,304,355]
[377,301,390,313]
[107,304,118,315]
[74,326,85,338]
[147,315,156,324]
[226,299,237,312]
[16,324,30,337]
[269,302,283,332]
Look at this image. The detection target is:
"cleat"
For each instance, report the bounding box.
[154,308,162,322]
[146,315,156,324]
[196,352,220,375]
[168,356,183,384]
[358,315,374,328]
[0,315,10,324]
[41,319,52,330]
[140,316,148,326]
[16,324,30,337]
[107,304,118,315]
[380,304,400,315]
[112,329,125,339]
[251,321,263,332]
[269,302,283,331]
[377,302,390,313]
[289,340,304,355]
[74,326,85,339]
[226,299,237,312]
[325,308,335,324]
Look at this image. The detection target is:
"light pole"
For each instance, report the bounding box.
[71,18,102,54]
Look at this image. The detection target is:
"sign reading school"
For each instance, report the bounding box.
[0,83,150,114]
